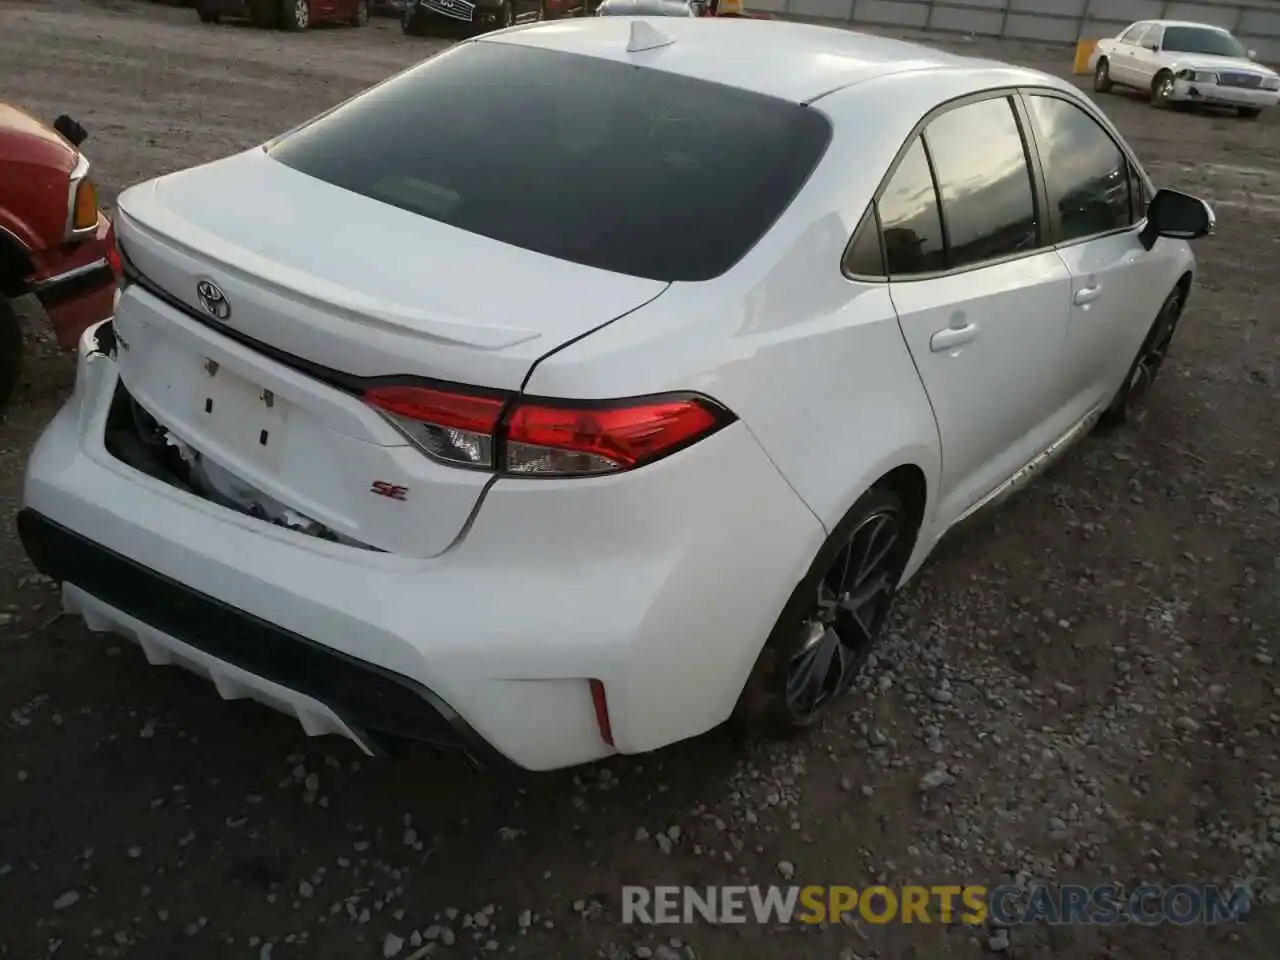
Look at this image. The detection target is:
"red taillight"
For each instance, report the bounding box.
[505,397,721,476]
[361,384,732,477]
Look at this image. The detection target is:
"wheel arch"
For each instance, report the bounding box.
[0,228,33,300]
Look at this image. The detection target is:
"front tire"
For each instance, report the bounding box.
[1093,57,1113,93]
[280,0,310,30]
[1151,70,1175,109]
[1098,284,1186,430]
[735,485,913,735]
[0,300,24,412]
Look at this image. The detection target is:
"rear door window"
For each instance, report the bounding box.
[922,96,1040,269]
[267,41,832,283]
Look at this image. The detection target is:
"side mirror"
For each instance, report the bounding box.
[1139,188,1215,250]
[53,114,88,148]
[1145,42,1159,51]
[1248,48,1258,60]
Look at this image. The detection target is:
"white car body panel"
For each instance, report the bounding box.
[1091,19,1280,109]
[27,328,826,769]
[20,20,1204,769]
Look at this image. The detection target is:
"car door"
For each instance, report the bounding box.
[883,94,1078,526]
[1109,24,1148,83]
[1021,91,1186,417]
[1130,24,1165,87]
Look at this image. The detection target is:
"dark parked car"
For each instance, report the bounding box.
[197,0,371,30]
[401,0,589,35]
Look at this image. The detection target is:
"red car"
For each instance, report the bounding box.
[196,0,372,30]
[0,108,119,410]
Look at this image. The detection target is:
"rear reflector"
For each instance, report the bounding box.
[362,384,734,477]
[588,679,615,747]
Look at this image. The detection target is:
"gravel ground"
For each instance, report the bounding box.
[2,2,1279,957]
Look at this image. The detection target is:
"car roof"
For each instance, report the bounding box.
[1133,19,1232,31]
[479,18,1043,104]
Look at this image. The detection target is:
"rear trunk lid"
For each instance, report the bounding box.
[111,149,668,558]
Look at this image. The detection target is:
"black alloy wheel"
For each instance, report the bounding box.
[737,485,912,733]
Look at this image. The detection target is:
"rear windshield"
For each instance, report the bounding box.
[267,40,831,282]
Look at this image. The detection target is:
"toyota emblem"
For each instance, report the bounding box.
[196,280,231,321]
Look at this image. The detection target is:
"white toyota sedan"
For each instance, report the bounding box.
[19,19,1214,771]
[1089,19,1280,117]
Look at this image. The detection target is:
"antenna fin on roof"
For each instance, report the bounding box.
[626,20,676,53]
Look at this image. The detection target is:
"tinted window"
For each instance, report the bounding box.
[876,138,946,277]
[923,97,1039,269]
[267,42,830,283]
[843,208,885,277]
[1163,25,1246,57]
[1027,96,1133,242]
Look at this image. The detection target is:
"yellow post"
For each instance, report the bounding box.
[1073,38,1098,75]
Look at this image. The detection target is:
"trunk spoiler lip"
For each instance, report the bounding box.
[114,194,545,351]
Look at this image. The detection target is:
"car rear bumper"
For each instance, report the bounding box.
[18,508,508,765]
[1170,79,1279,108]
[20,321,825,770]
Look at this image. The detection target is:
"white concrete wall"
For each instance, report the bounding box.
[753,0,1280,62]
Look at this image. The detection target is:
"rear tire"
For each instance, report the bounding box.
[1239,107,1262,119]
[735,485,913,736]
[0,300,24,412]
[1093,57,1113,93]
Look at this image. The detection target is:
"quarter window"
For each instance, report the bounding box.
[923,97,1039,269]
[843,208,886,277]
[875,138,946,277]
[1026,95,1134,243]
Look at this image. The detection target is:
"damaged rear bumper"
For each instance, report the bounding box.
[16,319,515,769]
[17,507,505,765]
